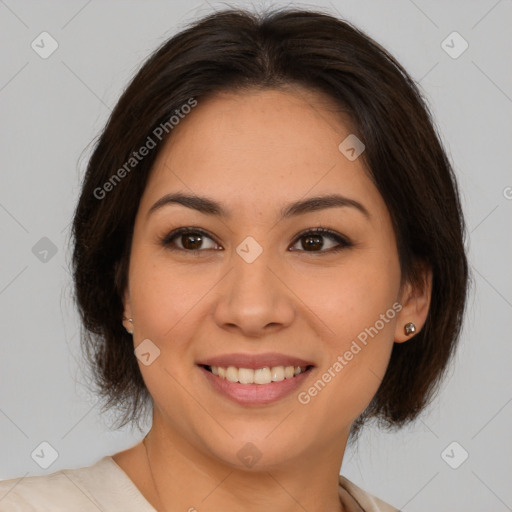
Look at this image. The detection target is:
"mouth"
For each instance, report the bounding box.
[199,364,315,385]
[198,362,315,405]
[196,352,316,404]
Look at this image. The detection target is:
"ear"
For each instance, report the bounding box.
[122,288,134,334]
[394,263,432,343]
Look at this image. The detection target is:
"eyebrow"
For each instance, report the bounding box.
[147,192,370,220]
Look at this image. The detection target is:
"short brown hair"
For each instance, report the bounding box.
[71,7,469,437]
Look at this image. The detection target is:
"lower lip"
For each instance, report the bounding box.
[198,366,313,406]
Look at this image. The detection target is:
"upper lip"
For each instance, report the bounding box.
[197,352,315,369]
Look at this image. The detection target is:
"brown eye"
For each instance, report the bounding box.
[162,228,220,251]
[290,228,352,253]
[300,234,324,251]
[161,227,351,254]
[181,232,205,250]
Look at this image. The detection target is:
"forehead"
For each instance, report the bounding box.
[140,87,383,217]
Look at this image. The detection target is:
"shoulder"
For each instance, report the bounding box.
[0,456,154,512]
[0,458,107,512]
[339,475,401,512]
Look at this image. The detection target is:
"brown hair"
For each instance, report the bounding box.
[71,7,469,438]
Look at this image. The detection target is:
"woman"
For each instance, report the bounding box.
[0,7,468,511]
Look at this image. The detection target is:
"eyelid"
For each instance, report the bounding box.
[289,227,352,252]
[161,226,221,249]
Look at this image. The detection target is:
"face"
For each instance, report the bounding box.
[123,87,430,470]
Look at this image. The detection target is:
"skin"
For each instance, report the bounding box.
[114,86,432,512]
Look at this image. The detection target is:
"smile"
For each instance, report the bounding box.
[203,364,312,385]
[198,364,315,406]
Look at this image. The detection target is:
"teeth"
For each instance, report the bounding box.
[208,365,308,384]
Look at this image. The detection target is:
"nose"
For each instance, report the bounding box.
[212,246,296,338]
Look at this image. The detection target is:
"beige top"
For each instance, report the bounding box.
[0,455,399,511]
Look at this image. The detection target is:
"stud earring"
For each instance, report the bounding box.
[123,317,134,335]
[404,322,416,336]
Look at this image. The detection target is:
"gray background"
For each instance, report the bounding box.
[1,1,511,511]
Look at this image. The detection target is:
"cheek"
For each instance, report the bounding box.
[294,248,400,416]
[294,243,401,339]
[128,248,208,410]
[129,245,207,338]
[307,269,398,375]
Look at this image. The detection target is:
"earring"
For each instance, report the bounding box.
[404,322,416,336]
[123,317,134,335]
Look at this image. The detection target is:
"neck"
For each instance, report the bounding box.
[140,416,348,512]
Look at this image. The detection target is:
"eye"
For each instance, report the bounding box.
[161,227,221,252]
[289,227,352,253]
[161,226,352,253]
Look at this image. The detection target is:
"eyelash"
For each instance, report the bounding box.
[160,226,353,254]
